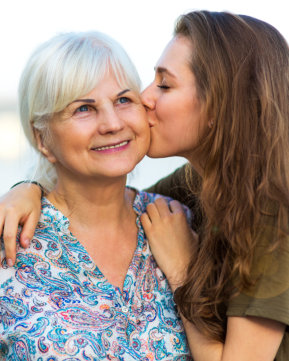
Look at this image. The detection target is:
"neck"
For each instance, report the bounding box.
[186,155,204,178]
[46,175,133,228]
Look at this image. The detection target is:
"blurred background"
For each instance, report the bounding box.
[1,0,288,194]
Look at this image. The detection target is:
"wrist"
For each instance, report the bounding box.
[11,181,46,198]
[167,271,187,293]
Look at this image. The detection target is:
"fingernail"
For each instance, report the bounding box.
[23,239,30,247]
[7,258,14,267]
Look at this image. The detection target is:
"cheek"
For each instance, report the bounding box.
[133,108,150,133]
[139,119,151,150]
[155,93,186,125]
[155,96,170,119]
[47,131,80,160]
[143,128,151,153]
[133,112,151,154]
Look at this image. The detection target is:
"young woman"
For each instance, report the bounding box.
[141,11,289,361]
[0,31,193,360]
[1,10,289,361]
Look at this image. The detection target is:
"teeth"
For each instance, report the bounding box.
[95,141,128,151]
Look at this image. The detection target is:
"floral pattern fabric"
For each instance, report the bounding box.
[0,190,192,361]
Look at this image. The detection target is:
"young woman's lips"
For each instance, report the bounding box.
[91,140,130,153]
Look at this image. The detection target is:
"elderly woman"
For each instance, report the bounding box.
[0,31,193,360]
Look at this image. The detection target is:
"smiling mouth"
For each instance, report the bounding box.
[92,141,129,151]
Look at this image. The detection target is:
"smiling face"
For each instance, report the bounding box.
[141,36,208,166]
[37,72,150,183]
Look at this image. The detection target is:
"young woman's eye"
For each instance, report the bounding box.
[157,84,170,90]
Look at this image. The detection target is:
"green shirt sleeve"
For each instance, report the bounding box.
[227,209,289,361]
[227,207,289,324]
[145,164,190,202]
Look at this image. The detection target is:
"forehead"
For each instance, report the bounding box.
[71,71,131,104]
[156,36,193,76]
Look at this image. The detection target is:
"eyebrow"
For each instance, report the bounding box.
[117,89,130,96]
[70,89,131,104]
[71,98,95,104]
[154,66,176,78]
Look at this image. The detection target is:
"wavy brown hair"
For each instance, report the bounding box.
[173,11,289,341]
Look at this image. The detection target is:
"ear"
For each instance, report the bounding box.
[208,119,214,128]
[34,128,57,163]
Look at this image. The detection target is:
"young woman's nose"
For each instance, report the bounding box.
[141,83,156,111]
[98,108,124,134]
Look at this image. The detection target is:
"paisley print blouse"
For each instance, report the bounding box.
[0,190,192,360]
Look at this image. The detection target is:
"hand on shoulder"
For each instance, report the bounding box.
[141,196,198,291]
[0,182,42,266]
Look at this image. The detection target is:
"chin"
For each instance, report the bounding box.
[147,147,172,159]
[106,163,139,178]
[146,153,159,159]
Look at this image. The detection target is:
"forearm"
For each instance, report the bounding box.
[178,312,285,361]
[180,314,223,361]
[10,180,46,197]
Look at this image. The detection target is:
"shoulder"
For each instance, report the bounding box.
[134,188,178,210]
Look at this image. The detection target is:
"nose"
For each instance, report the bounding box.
[98,107,124,135]
[141,83,155,111]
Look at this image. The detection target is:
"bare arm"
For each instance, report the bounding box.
[0,183,42,266]
[180,313,285,361]
[141,199,286,361]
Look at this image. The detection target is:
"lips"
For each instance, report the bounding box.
[91,140,129,151]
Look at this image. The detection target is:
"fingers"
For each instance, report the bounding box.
[145,202,161,221]
[2,210,19,266]
[0,210,4,265]
[168,199,183,213]
[140,197,194,288]
[0,183,43,267]
[1,211,39,267]
[143,198,185,225]
[140,212,152,230]
[0,207,4,240]
[142,198,186,236]
[154,197,173,217]
[19,212,39,248]
[0,207,39,266]
[147,198,184,218]
[141,200,169,236]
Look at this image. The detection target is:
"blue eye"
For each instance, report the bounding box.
[77,105,89,112]
[117,97,130,104]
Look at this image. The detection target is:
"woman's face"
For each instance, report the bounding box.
[141,36,207,164]
[39,72,150,181]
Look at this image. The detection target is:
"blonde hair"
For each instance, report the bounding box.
[19,31,141,190]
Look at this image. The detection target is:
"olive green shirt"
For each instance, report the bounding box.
[146,164,289,361]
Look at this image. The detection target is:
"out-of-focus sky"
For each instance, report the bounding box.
[0,0,288,194]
